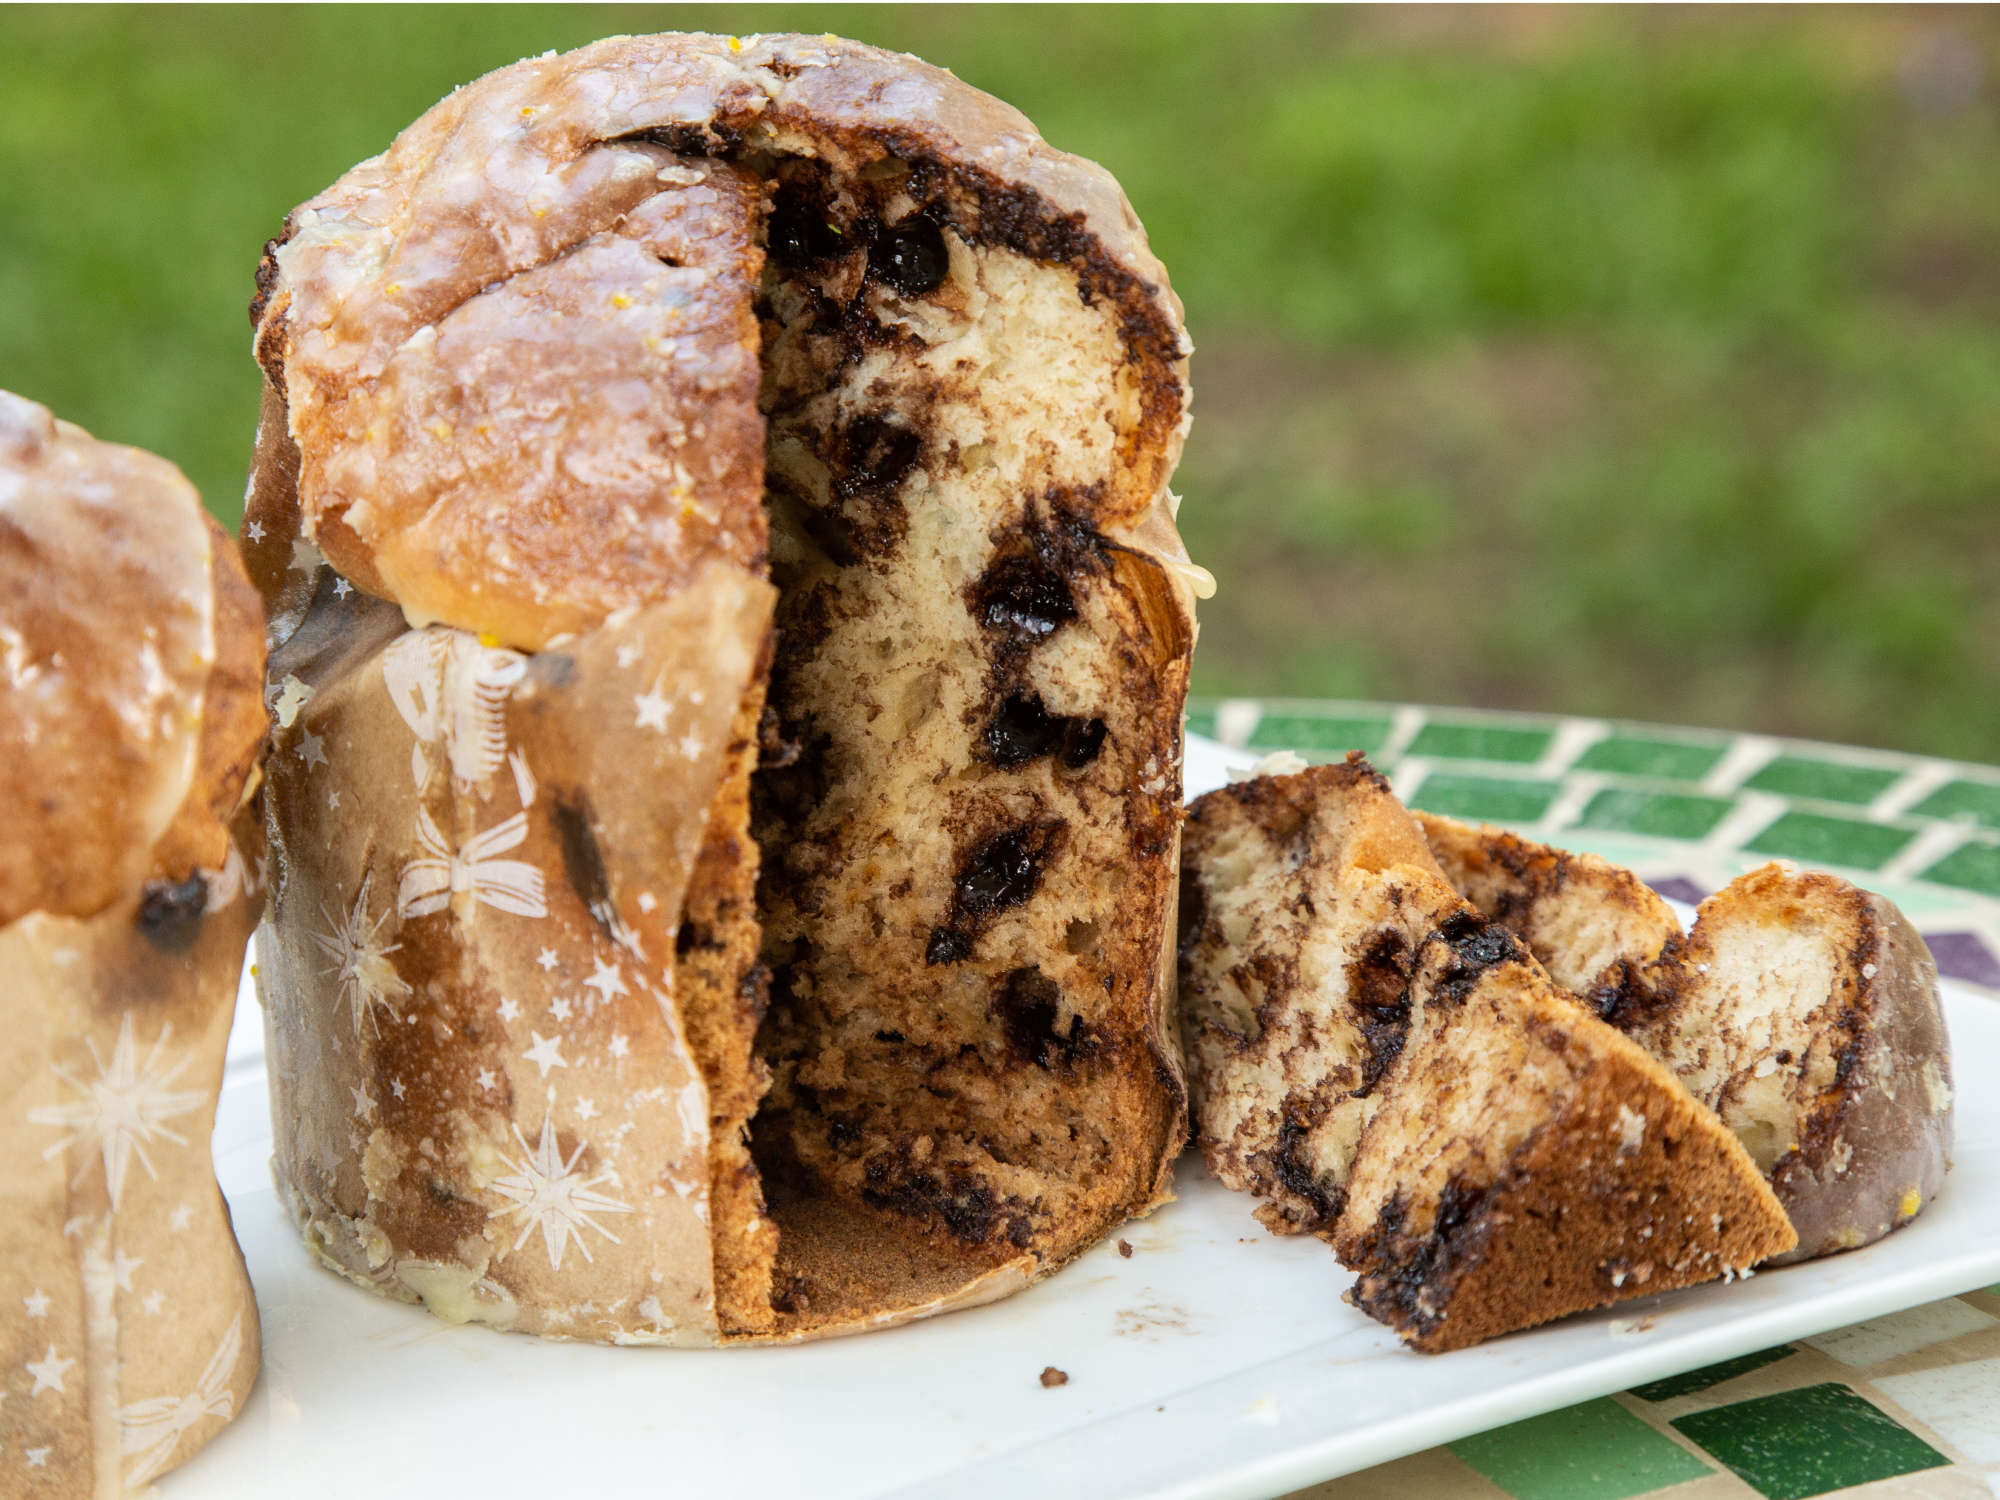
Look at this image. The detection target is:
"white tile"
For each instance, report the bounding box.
[1806,1301,1998,1368]
[1876,1356,2000,1465]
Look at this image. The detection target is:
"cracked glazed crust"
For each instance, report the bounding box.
[246,31,1195,653]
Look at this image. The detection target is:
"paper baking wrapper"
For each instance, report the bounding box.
[259,564,773,1345]
[0,819,263,1498]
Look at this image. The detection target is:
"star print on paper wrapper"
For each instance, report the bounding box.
[397,808,547,920]
[26,1345,74,1396]
[310,872,411,1036]
[522,1032,568,1078]
[489,1118,633,1270]
[27,1012,205,1207]
[634,675,673,732]
[119,1311,242,1488]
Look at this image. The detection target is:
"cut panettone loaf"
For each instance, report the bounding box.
[1179,758,1795,1351]
[2,390,266,1493]
[244,34,1198,1344]
[1417,816,1954,1264]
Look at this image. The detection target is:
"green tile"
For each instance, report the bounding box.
[1742,755,1901,806]
[1578,788,1734,841]
[1573,735,1727,783]
[1672,1383,1948,1500]
[1449,1397,1712,1500]
[1630,1346,1796,1402]
[1410,774,1561,824]
[1246,713,1391,756]
[1407,721,1554,764]
[1911,779,2000,830]
[1743,811,1914,872]
[1184,708,1219,739]
[1922,841,2000,897]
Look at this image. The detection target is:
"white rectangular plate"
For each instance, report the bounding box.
[164,734,2000,1500]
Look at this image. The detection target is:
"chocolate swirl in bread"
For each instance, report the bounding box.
[2,390,266,1492]
[245,33,1198,1343]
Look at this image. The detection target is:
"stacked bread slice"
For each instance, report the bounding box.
[1419,815,1954,1264]
[244,33,1200,1343]
[1180,757,1797,1352]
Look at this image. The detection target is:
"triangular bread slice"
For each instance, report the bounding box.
[1180,757,1795,1350]
[1418,816,1955,1263]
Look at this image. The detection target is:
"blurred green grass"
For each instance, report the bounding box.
[3,5,1996,759]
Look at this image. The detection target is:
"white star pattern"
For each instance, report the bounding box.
[550,996,573,1022]
[616,641,642,668]
[309,873,410,1037]
[499,998,521,1022]
[111,1249,142,1292]
[677,729,704,762]
[488,1117,633,1270]
[298,728,327,770]
[351,1084,376,1120]
[26,1346,74,1396]
[537,948,559,972]
[633,680,672,732]
[333,576,353,599]
[26,1449,50,1468]
[609,1034,630,1059]
[522,1032,568,1078]
[23,1289,49,1317]
[328,790,341,810]
[584,958,629,1002]
[391,1078,406,1100]
[576,1099,598,1120]
[245,520,266,543]
[169,1203,191,1232]
[143,1291,165,1316]
[119,1312,242,1488]
[476,1069,498,1092]
[28,1013,204,1207]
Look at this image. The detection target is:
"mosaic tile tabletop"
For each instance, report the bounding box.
[1188,699,2000,1500]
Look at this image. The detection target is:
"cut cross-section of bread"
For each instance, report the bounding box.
[1415,811,1679,1015]
[1180,758,1796,1351]
[1416,816,1955,1264]
[243,33,1198,1344]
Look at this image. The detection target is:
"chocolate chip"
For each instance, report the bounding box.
[955,823,1056,920]
[768,187,844,267]
[136,874,207,953]
[969,552,1077,640]
[991,966,1094,1071]
[1117,1240,1134,1258]
[926,927,975,966]
[870,216,949,296]
[1040,1366,1069,1388]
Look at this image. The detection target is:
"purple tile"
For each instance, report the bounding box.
[1647,876,1711,907]
[1923,931,2000,990]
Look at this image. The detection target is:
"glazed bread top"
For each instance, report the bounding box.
[0,390,266,925]
[249,32,1195,652]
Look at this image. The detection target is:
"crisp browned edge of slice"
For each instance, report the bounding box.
[1338,960,1798,1354]
[675,628,780,1338]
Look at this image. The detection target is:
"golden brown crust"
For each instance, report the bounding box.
[0,391,248,926]
[149,516,270,883]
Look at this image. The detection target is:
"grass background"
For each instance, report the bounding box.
[3,5,1997,760]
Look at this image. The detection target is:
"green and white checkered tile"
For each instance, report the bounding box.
[1187,698,2000,994]
[1285,1287,2000,1500]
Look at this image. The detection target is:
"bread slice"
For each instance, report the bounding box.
[1417,816,1955,1263]
[1180,758,1796,1351]
[2,389,266,1490]
[244,34,1197,1344]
